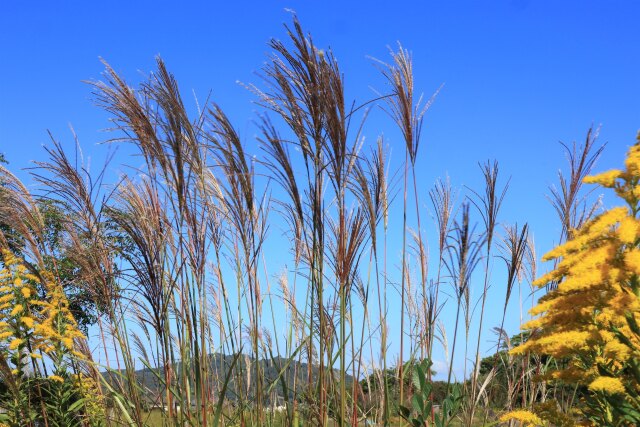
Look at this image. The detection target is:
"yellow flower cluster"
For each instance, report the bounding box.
[499,409,544,426]
[625,140,640,175]
[514,132,640,407]
[0,250,85,376]
[588,376,626,395]
[72,373,106,420]
[48,374,64,383]
[583,169,622,188]
[0,251,43,364]
[31,273,85,357]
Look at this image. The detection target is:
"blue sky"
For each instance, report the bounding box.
[2,1,640,377]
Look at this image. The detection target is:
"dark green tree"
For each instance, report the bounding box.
[0,155,99,333]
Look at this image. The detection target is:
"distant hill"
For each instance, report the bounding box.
[104,353,354,406]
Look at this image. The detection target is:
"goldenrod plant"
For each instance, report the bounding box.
[514,132,640,424]
[0,250,93,426]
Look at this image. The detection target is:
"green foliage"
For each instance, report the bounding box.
[41,374,88,427]
[398,359,432,426]
[398,359,463,427]
[0,378,40,426]
[39,200,99,333]
[0,375,95,427]
[436,385,463,427]
[581,387,640,426]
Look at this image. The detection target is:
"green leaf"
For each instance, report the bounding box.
[412,394,424,415]
[213,350,243,427]
[399,405,412,421]
[67,397,86,413]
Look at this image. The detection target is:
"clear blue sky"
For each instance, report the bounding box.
[1,1,640,377]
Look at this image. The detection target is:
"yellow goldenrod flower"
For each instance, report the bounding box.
[584,169,623,187]
[617,216,639,244]
[8,338,23,350]
[0,248,87,388]
[61,337,73,348]
[10,304,23,317]
[589,376,626,394]
[499,410,543,426]
[71,349,86,359]
[626,249,640,276]
[20,316,34,328]
[625,147,640,174]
